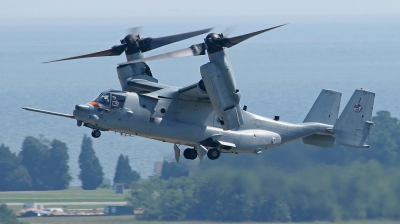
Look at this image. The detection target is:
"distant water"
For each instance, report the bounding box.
[0,22,399,186]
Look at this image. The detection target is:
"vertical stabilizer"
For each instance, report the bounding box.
[333,89,375,148]
[303,89,342,125]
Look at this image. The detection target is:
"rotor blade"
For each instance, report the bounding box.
[217,24,286,48]
[119,43,206,66]
[126,26,143,36]
[222,25,237,37]
[139,27,213,52]
[43,44,127,63]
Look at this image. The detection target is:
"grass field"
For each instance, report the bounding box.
[4,188,400,224]
[6,204,119,213]
[0,187,128,203]
[1,187,129,213]
[16,217,400,224]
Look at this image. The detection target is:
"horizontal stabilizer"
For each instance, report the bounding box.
[333,89,375,148]
[302,134,335,148]
[304,89,342,125]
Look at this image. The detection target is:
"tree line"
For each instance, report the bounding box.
[0,135,139,191]
[0,136,71,191]
[128,110,400,222]
[130,161,400,222]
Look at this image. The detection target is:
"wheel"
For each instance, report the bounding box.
[91,130,101,138]
[207,148,220,160]
[183,148,197,160]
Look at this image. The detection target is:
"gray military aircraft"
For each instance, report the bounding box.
[23,25,375,162]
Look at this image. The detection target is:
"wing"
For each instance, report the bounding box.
[126,79,176,93]
[178,83,210,101]
[137,75,243,131]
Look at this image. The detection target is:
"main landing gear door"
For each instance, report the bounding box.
[195,143,208,162]
[174,144,180,163]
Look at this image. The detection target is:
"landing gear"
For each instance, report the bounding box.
[207,148,220,160]
[91,130,101,138]
[183,148,197,160]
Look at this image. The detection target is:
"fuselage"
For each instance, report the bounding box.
[73,90,333,154]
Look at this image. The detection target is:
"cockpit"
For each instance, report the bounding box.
[93,90,126,109]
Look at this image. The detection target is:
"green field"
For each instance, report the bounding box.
[16,217,400,224]
[4,188,400,224]
[1,187,129,213]
[0,187,128,203]
[6,204,116,213]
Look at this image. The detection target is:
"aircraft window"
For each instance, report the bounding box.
[92,93,102,102]
[111,94,126,109]
[96,93,111,107]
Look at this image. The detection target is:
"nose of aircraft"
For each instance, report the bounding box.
[75,104,90,112]
[73,103,95,123]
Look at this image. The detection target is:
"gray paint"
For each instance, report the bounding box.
[333,89,375,148]
[25,85,375,160]
[71,89,334,154]
[24,27,376,161]
[303,89,342,125]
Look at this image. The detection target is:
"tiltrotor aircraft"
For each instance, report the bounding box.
[23,25,375,162]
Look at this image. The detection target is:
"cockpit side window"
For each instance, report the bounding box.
[96,93,111,107]
[111,94,126,109]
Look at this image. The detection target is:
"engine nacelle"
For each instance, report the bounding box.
[200,62,243,130]
[117,62,158,92]
[196,80,208,95]
[232,89,241,105]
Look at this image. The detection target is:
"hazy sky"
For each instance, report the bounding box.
[2,0,400,25]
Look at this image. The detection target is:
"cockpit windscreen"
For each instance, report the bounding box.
[94,91,126,109]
